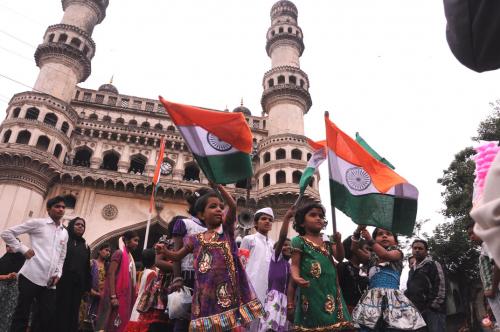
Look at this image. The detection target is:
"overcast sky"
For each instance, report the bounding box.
[1,0,499,239]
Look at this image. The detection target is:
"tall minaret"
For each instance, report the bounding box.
[256,1,319,238]
[261,0,312,136]
[0,0,109,232]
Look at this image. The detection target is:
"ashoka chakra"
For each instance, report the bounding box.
[345,167,371,191]
[206,133,232,152]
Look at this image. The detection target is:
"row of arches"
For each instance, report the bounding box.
[10,107,70,135]
[86,113,176,132]
[267,75,305,89]
[262,170,305,187]
[262,148,311,163]
[270,26,301,38]
[2,129,63,158]
[47,31,91,57]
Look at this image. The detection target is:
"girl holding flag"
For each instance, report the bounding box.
[157,183,264,331]
[351,227,425,331]
[290,203,353,331]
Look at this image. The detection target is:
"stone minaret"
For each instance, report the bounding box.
[0,0,109,231]
[256,0,319,237]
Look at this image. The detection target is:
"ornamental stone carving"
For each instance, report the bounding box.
[101,204,118,220]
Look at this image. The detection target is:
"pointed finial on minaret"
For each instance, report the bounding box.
[109,75,114,84]
[241,98,244,106]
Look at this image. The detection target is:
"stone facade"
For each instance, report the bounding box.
[0,0,320,250]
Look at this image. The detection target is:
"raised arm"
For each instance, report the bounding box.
[351,226,370,262]
[332,232,344,262]
[361,229,402,262]
[275,206,295,259]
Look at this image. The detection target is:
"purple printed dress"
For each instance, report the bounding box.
[184,222,265,331]
[258,253,290,332]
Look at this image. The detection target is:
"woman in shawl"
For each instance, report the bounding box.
[0,241,25,331]
[56,217,92,332]
[96,230,140,332]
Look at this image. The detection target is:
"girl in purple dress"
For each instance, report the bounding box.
[158,184,264,332]
[257,206,295,332]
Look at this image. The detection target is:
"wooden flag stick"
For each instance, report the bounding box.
[325,111,338,236]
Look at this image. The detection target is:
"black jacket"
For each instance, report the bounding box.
[405,256,447,313]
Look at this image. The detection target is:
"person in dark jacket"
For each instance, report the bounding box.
[405,239,447,332]
[0,242,26,331]
[56,217,91,332]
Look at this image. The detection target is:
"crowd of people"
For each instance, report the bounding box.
[4,183,491,332]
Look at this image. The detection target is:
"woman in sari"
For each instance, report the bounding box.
[95,231,140,332]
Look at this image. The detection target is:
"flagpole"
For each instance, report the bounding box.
[143,210,152,250]
[325,111,338,236]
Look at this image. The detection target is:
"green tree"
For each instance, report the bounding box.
[431,105,500,328]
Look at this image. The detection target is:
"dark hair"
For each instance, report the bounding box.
[465,220,475,230]
[343,237,367,260]
[411,239,428,250]
[98,242,110,251]
[67,217,86,240]
[193,190,221,215]
[123,230,139,241]
[372,227,398,244]
[167,215,185,238]
[293,203,326,236]
[186,187,212,216]
[273,238,291,250]
[142,248,156,269]
[46,195,66,209]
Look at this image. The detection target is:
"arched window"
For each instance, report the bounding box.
[268,79,274,88]
[70,37,81,48]
[53,144,62,158]
[64,195,76,209]
[12,108,21,118]
[48,33,55,42]
[35,136,50,151]
[291,148,302,160]
[307,153,312,161]
[73,147,92,167]
[89,113,98,120]
[3,130,12,143]
[102,115,111,123]
[263,174,270,187]
[263,152,271,163]
[271,30,275,36]
[83,46,89,56]
[289,75,297,85]
[167,125,176,132]
[276,170,286,184]
[154,123,163,130]
[288,27,293,33]
[183,163,200,181]
[277,75,285,84]
[141,121,150,129]
[25,107,39,120]
[292,170,302,184]
[279,27,284,33]
[61,121,69,134]
[235,178,250,189]
[309,177,314,188]
[128,154,147,174]
[300,79,305,88]
[115,117,124,124]
[58,33,68,43]
[101,151,120,171]
[43,113,58,126]
[15,130,31,144]
[276,148,286,160]
[129,119,137,127]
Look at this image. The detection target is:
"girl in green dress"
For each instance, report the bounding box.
[290,203,354,331]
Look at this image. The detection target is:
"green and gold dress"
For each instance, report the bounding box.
[291,236,353,331]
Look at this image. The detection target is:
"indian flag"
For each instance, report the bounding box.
[149,136,165,213]
[325,115,418,236]
[299,138,326,195]
[159,97,253,184]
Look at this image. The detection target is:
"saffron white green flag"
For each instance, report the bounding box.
[299,138,326,195]
[159,97,253,184]
[325,115,418,236]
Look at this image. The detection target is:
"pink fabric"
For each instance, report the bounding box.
[473,141,500,204]
[115,244,132,332]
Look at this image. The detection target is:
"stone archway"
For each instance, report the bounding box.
[90,218,169,262]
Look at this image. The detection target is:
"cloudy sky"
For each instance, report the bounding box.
[1,0,499,238]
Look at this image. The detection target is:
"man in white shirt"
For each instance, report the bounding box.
[1,195,69,332]
[240,207,275,331]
